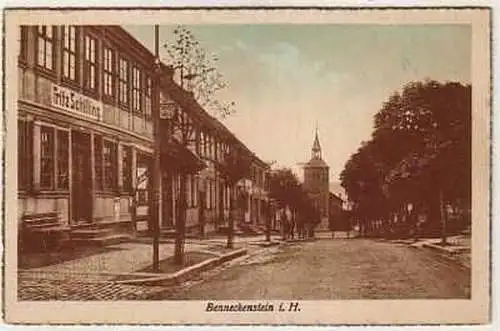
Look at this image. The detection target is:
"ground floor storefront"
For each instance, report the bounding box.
[17,105,271,250]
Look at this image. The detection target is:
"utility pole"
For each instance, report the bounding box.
[151,24,161,272]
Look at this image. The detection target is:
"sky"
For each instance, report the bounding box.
[124,24,471,186]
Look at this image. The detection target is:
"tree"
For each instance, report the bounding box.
[340,80,471,241]
[163,26,235,119]
[217,148,253,248]
[268,168,319,238]
[161,26,239,264]
[340,141,389,237]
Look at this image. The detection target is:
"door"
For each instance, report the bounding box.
[161,171,174,228]
[71,131,92,224]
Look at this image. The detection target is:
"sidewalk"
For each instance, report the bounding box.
[391,235,471,269]
[20,234,280,273]
[18,236,262,300]
[18,234,282,281]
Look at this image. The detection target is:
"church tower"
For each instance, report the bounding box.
[303,128,330,230]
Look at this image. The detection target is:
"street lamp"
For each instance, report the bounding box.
[160,99,179,132]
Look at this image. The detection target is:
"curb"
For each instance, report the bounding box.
[281,238,317,243]
[422,242,470,255]
[114,248,247,286]
[248,241,281,247]
[420,243,470,270]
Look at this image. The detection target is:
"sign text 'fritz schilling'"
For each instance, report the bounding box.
[51,84,103,121]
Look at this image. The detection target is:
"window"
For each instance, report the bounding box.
[132,66,142,113]
[144,76,152,119]
[186,175,198,208]
[103,47,115,97]
[204,134,209,158]
[62,26,77,81]
[40,126,55,189]
[122,145,132,192]
[94,136,103,191]
[56,130,69,189]
[18,120,32,190]
[210,137,214,159]
[83,34,98,91]
[199,132,205,157]
[119,58,129,106]
[36,25,54,70]
[18,26,28,62]
[136,153,151,206]
[103,140,117,191]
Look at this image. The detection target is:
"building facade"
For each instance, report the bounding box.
[157,84,271,236]
[17,25,159,234]
[17,25,270,247]
[303,130,330,230]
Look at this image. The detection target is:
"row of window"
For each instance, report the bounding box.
[18,120,134,194]
[250,166,267,188]
[198,130,228,162]
[19,25,261,177]
[19,120,233,213]
[19,25,152,118]
[183,175,230,211]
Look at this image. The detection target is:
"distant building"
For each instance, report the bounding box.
[302,129,329,230]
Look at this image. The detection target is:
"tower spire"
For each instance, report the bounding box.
[312,123,322,160]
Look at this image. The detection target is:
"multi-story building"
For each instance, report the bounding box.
[302,129,330,231]
[239,158,270,231]
[157,84,270,236]
[16,25,270,249]
[17,25,166,247]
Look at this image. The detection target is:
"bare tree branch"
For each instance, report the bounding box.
[163,25,236,119]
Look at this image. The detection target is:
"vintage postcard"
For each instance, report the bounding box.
[2,7,491,325]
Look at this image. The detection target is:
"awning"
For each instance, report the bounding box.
[160,137,206,174]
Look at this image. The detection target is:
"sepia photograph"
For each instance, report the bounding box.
[3,7,491,325]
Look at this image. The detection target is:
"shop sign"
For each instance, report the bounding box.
[51,84,103,121]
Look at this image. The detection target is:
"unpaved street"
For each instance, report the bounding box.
[164,239,470,300]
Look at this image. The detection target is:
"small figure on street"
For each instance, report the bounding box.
[280,208,288,241]
[297,213,306,240]
[285,207,293,240]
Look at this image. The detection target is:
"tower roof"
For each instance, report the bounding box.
[312,130,321,154]
[310,125,324,161]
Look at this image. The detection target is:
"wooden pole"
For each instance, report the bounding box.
[152,24,161,272]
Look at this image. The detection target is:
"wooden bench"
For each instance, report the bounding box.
[20,212,70,252]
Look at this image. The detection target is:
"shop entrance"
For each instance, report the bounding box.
[71,131,92,224]
[161,171,174,228]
